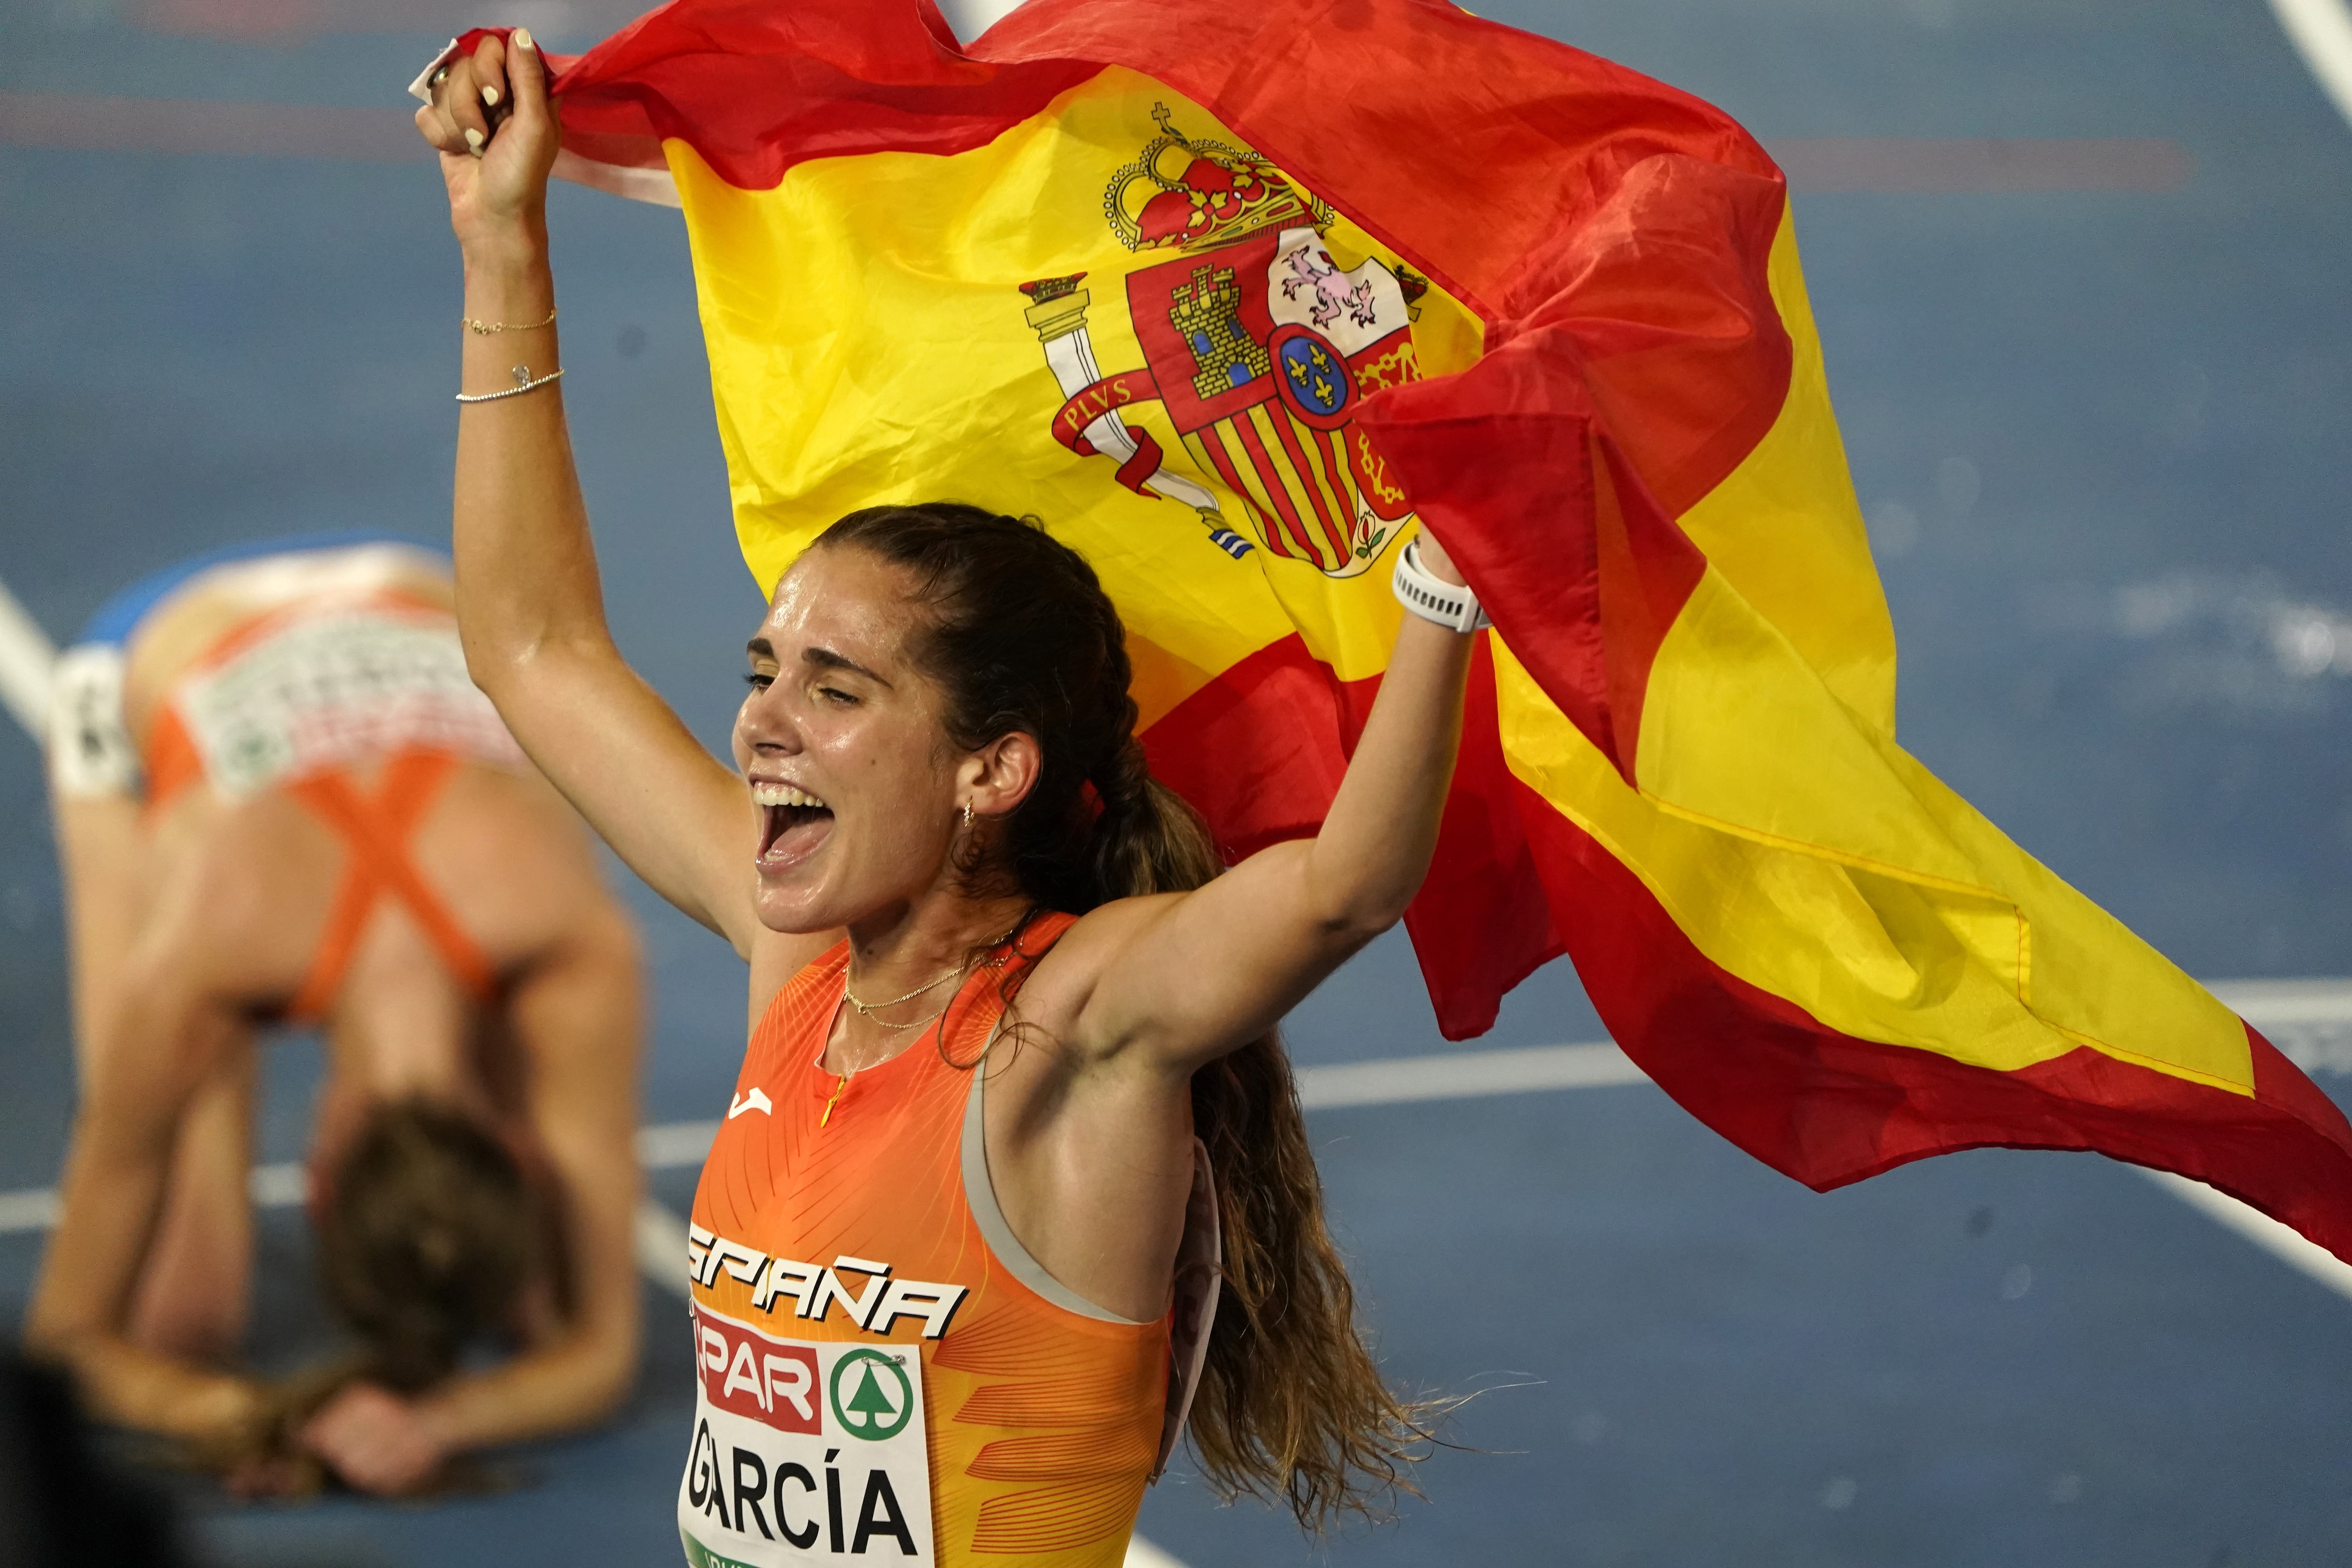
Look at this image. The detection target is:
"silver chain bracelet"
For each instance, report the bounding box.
[456,363,565,404]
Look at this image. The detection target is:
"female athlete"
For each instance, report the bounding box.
[419,31,1482,1561]
[26,537,645,1497]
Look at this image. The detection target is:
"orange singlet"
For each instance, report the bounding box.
[138,583,520,1022]
[682,915,1207,1568]
[276,752,498,1022]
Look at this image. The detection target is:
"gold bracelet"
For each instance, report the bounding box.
[462,304,558,335]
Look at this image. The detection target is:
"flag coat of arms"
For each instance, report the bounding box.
[477,0,2352,1259]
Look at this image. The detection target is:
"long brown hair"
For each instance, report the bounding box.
[315,1099,547,1394]
[178,1101,545,1495]
[817,502,1442,1529]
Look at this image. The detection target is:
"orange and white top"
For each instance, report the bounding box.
[679,915,1187,1568]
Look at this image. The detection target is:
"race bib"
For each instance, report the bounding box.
[679,1303,934,1568]
[47,645,136,797]
[175,609,521,797]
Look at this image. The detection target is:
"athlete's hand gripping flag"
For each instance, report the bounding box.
[426,0,2352,1258]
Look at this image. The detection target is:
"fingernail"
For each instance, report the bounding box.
[481,85,500,106]
[513,26,533,49]
[463,127,485,154]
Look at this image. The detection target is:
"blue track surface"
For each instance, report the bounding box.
[4,0,2352,1562]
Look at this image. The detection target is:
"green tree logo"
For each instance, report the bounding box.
[828,1349,914,1441]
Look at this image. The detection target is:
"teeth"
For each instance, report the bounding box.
[751,781,828,810]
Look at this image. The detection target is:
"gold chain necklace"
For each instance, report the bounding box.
[840,913,1032,1025]
[821,914,1032,1128]
[842,963,966,1027]
[821,989,960,1126]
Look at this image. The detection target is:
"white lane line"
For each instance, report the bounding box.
[2271,0,2352,132]
[1121,1536,1189,1568]
[0,1188,58,1234]
[0,1052,1643,1238]
[0,573,57,739]
[2209,978,2352,1025]
[247,1161,305,1208]
[0,1127,734,1234]
[1295,1042,1640,1109]
[6,990,2352,1236]
[638,1119,721,1170]
[634,1195,691,1301]
[2141,1170,2352,1301]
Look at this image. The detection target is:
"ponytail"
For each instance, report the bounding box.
[815,502,1443,1527]
[1087,735,1220,900]
[1093,771,1445,1528]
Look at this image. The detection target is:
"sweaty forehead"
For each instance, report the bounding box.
[761,547,922,668]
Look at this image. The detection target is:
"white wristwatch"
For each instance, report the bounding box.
[1391,535,1490,634]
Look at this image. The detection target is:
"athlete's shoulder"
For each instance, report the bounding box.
[1045,893,1176,948]
[1015,893,1184,1052]
[129,797,324,999]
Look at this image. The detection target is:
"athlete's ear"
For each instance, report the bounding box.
[962,731,1041,821]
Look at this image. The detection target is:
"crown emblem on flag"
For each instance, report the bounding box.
[1103,104,1329,253]
[1030,105,1427,575]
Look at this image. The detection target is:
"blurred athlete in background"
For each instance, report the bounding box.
[24,535,644,1496]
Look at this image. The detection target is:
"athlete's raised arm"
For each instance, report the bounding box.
[417,32,757,951]
[1062,532,1478,1071]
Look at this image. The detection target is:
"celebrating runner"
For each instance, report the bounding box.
[24,536,644,1497]
[418,32,1482,1558]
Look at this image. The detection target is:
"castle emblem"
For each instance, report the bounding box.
[1020,105,1430,577]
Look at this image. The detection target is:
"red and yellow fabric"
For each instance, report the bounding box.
[482,0,2352,1258]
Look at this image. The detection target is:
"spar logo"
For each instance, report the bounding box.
[697,1317,820,1432]
[829,1349,912,1441]
[683,1305,934,1563]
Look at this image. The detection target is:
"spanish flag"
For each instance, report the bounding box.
[493,0,2352,1256]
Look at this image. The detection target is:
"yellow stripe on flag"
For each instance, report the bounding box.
[1675,211,1896,732]
[667,67,1480,687]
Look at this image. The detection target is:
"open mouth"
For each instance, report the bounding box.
[752,780,834,868]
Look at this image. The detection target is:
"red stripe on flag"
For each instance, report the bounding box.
[517,9,1097,186]
[1142,636,2352,1262]
[1139,636,1350,857]
[1136,633,1573,1042]
[1514,779,2352,1261]
[1311,426,1353,527]
[1400,638,1568,1038]
[521,0,1793,520]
